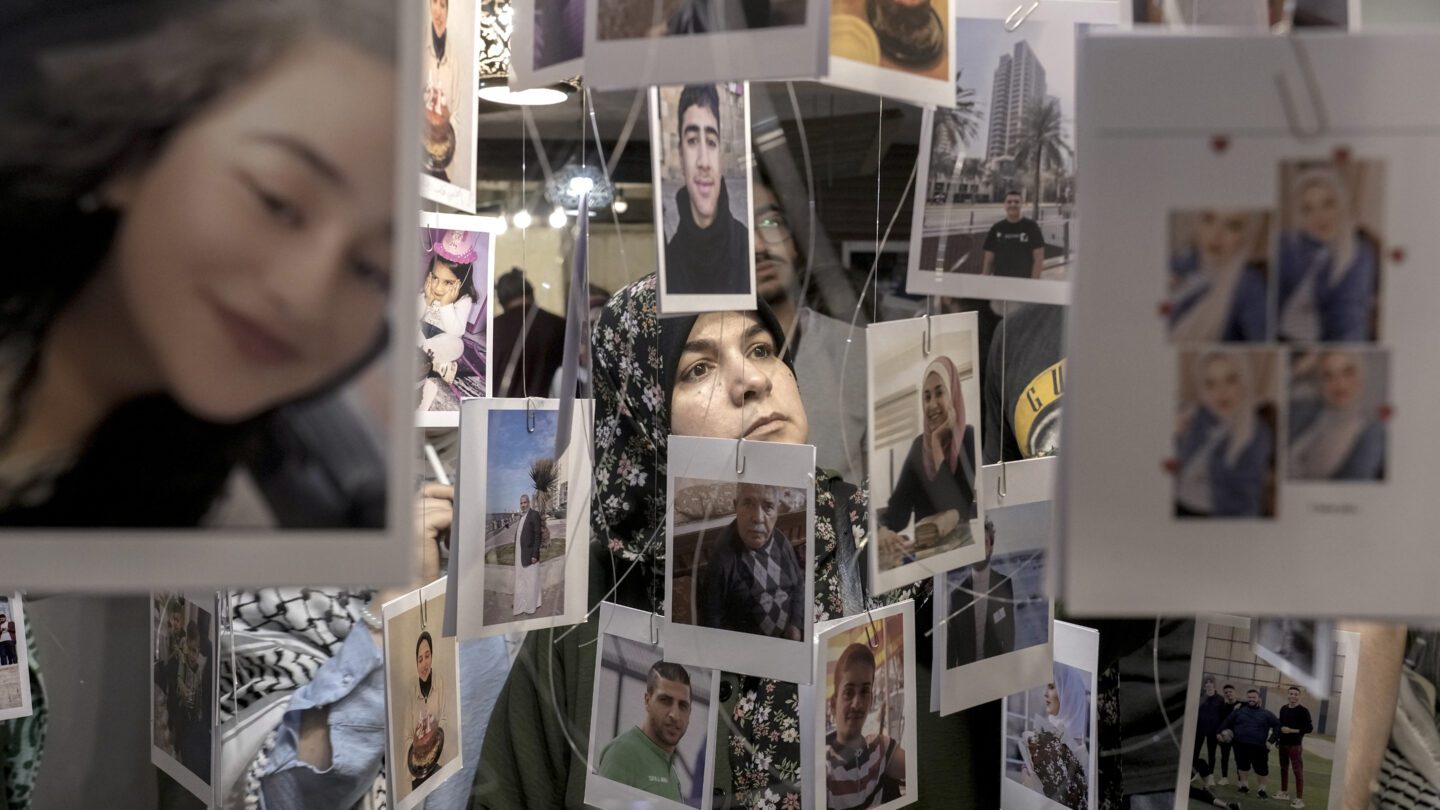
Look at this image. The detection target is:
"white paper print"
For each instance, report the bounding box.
[585,602,720,810]
[454,398,592,638]
[583,0,828,89]
[664,436,817,684]
[867,312,986,594]
[1174,617,1358,810]
[383,578,464,809]
[1000,620,1099,810]
[1062,32,1427,616]
[151,592,218,805]
[810,600,919,810]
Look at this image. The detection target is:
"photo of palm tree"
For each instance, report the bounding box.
[913,19,1083,282]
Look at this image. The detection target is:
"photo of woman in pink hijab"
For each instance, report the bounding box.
[877,354,978,570]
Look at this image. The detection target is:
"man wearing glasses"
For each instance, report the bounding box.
[753,172,868,483]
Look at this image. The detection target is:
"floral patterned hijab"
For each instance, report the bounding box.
[589,274,795,610]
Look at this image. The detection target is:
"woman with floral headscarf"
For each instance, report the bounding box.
[877,355,978,564]
[474,275,990,809]
[1020,663,1091,810]
[1277,166,1379,342]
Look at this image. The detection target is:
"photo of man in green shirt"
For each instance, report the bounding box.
[596,660,694,802]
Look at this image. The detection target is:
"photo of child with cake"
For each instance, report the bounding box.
[385,585,462,809]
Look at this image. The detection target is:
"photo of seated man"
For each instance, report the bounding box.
[671,479,809,640]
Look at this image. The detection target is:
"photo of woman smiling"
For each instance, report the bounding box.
[1288,348,1388,482]
[1174,349,1279,518]
[0,0,402,530]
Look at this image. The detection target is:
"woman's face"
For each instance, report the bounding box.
[1299,180,1342,243]
[1200,356,1243,420]
[431,0,448,36]
[1195,210,1251,266]
[426,260,462,306]
[1319,352,1362,410]
[105,37,395,423]
[922,371,951,435]
[417,638,433,681]
[1044,682,1060,716]
[671,312,809,444]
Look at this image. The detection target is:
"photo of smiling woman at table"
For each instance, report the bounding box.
[0,0,399,527]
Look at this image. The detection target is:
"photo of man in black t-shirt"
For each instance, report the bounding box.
[982,191,1047,279]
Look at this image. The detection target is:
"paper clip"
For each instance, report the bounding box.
[1005,0,1041,31]
[419,594,428,630]
[864,607,882,648]
[649,611,662,645]
[1275,38,1328,141]
[920,313,933,357]
[526,398,537,433]
[735,439,747,476]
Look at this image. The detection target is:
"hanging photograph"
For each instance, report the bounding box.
[421,0,479,211]
[585,602,720,810]
[417,212,498,427]
[1173,348,1280,519]
[934,501,1052,715]
[663,436,816,684]
[1286,348,1388,483]
[383,577,464,809]
[453,398,592,639]
[509,0,585,91]
[1165,209,1274,343]
[1000,620,1099,810]
[1253,617,1336,698]
[867,312,986,594]
[1277,159,1385,343]
[827,0,955,108]
[907,19,1090,304]
[583,0,828,88]
[0,0,419,589]
[1174,617,1358,810]
[650,82,758,314]
[0,595,32,722]
[981,302,1067,467]
[810,600,918,810]
[151,592,217,804]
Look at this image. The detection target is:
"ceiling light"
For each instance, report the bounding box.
[511,209,532,230]
[493,214,509,235]
[477,83,571,107]
[548,207,568,228]
[612,195,629,214]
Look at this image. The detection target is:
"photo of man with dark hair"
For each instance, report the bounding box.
[654,82,754,299]
[597,660,695,802]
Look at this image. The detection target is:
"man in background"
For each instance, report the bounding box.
[1275,685,1313,808]
[752,172,867,483]
[597,661,694,802]
[492,268,566,399]
[981,190,1046,280]
[945,517,1015,668]
[1219,688,1281,799]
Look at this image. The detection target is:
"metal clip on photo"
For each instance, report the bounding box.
[1275,37,1328,141]
[1006,0,1042,31]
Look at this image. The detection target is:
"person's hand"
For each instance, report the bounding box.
[530,555,539,565]
[928,508,961,539]
[878,527,908,562]
[415,483,452,583]
[785,626,803,641]
[1281,726,1293,734]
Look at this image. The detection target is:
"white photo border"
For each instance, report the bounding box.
[454,397,593,639]
[382,577,464,810]
[419,0,479,212]
[584,602,720,810]
[508,0,584,91]
[663,436,817,684]
[867,313,987,595]
[415,212,501,428]
[582,0,827,90]
[1171,617,1359,810]
[999,619,1100,810]
[0,595,33,723]
[150,591,219,806]
[651,83,759,315]
[809,599,919,810]
[0,7,420,591]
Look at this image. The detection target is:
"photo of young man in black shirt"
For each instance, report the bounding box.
[982,190,1047,279]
